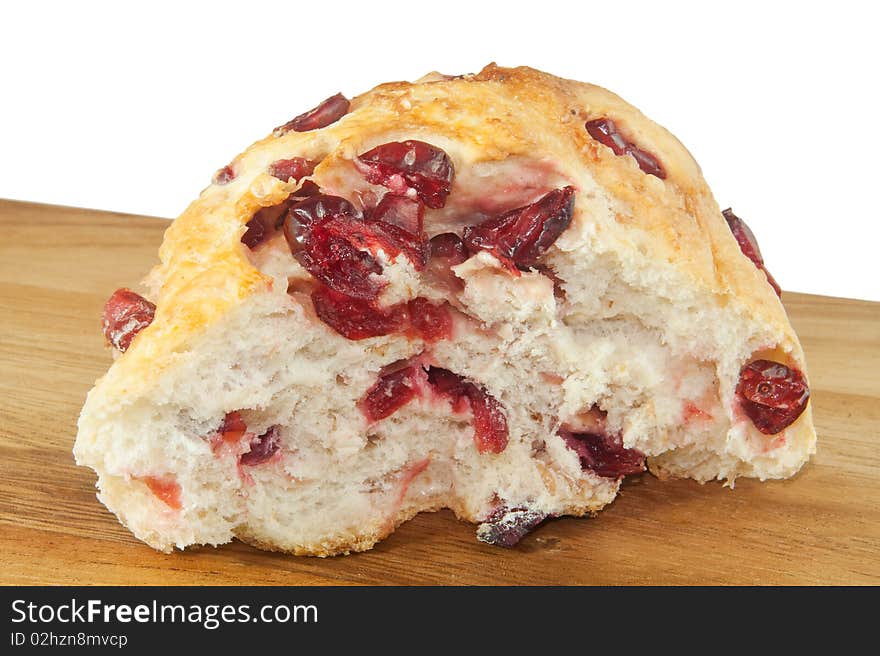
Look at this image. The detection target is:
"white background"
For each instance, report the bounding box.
[2,1,878,301]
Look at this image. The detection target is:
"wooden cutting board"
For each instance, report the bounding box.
[1,198,878,585]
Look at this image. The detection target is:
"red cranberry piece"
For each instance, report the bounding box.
[476,507,548,547]
[268,157,316,183]
[627,146,665,179]
[240,426,281,466]
[281,195,386,299]
[293,180,321,197]
[311,286,409,340]
[357,140,455,209]
[585,118,628,155]
[142,476,182,510]
[408,297,453,342]
[285,194,360,236]
[296,212,429,299]
[428,232,468,263]
[462,186,576,271]
[560,430,646,479]
[426,366,471,404]
[425,233,468,293]
[211,411,249,453]
[585,118,666,179]
[723,209,763,263]
[295,219,385,299]
[736,360,810,434]
[215,410,248,448]
[102,288,156,352]
[325,217,428,270]
[273,93,350,136]
[369,194,424,236]
[722,208,782,296]
[469,387,509,454]
[242,196,299,249]
[427,367,509,454]
[360,364,421,422]
[212,165,235,185]
[241,217,268,249]
[220,410,247,436]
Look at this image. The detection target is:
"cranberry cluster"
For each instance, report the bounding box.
[214,411,281,466]
[240,132,575,344]
[359,362,509,456]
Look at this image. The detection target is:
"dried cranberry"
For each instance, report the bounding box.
[241,217,268,249]
[285,194,359,236]
[736,360,810,434]
[722,208,782,296]
[212,165,235,185]
[469,387,509,454]
[211,411,249,453]
[369,194,424,236]
[424,233,468,293]
[627,147,665,179]
[426,366,471,404]
[360,364,421,422]
[311,286,409,340]
[293,180,321,197]
[723,208,763,263]
[427,367,509,454]
[585,118,666,179]
[242,197,299,249]
[326,217,428,270]
[280,195,386,298]
[357,140,455,209]
[142,476,182,509]
[476,507,548,547]
[408,298,453,342]
[273,93,350,136]
[240,426,281,466]
[268,157,316,182]
[560,430,645,479]
[220,411,247,437]
[102,288,156,352]
[297,210,430,298]
[462,187,575,271]
[428,232,468,263]
[585,118,628,155]
[295,219,385,299]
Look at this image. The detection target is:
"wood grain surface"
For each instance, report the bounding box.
[1,198,878,586]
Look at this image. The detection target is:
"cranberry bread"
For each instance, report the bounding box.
[74,64,815,555]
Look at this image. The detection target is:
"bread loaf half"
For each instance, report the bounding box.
[75,64,815,555]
